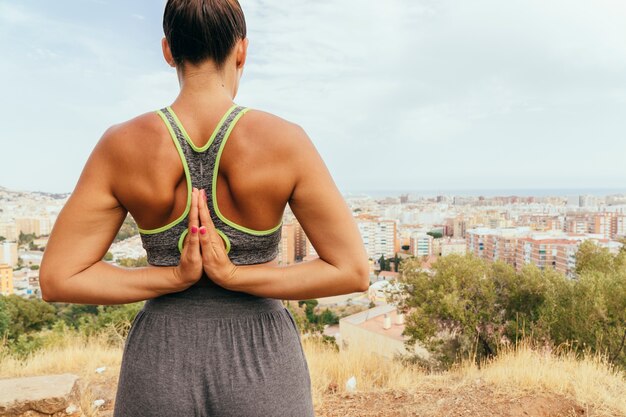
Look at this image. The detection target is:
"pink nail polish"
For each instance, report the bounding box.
[199,227,207,235]
[191,226,198,234]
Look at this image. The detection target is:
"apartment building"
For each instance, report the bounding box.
[0,264,13,296]
[357,218,397,259]
[409,233,433,257]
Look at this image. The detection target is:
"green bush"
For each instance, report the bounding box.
[397,243,626,370]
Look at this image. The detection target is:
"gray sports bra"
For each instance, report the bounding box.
[138,104,283,267]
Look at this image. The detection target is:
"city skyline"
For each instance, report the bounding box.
[2,1,626,193]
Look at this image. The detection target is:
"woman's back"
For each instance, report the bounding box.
[40,0,369,305]
[108,101,297,252]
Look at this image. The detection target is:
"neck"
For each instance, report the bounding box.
[174,61,238,108]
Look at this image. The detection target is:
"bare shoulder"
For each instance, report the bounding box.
[87,110,178,203]
[236,108,317,160]
[96,111,166,158]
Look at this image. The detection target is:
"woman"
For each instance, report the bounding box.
[39,0,369,416]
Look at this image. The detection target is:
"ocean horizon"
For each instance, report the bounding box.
[344,188,626,198]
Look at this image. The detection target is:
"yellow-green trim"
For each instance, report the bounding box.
[167,104,239,153]
[212,108,283,236]
[138,110,192,235]
[215,228,231,254]
[177,229,189,253]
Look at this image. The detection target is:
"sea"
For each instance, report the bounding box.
[344,188,626,199]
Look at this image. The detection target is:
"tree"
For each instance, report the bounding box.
[0,297,10,338]
[398,254,501,367]
[18,231,36,246]
[575,240,618,276]
[114,215,139,242]
[393,254,401,272]
[103,251,114,261]
[427,231,443,239]
[540,248,626,368]
[397,245,626,370]
[378,254,390,272]
[117,256,148,268]
[1,295,57,340]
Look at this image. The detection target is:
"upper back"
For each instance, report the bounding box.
[106,102,299,266]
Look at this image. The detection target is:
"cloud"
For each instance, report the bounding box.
[1,0,626,193]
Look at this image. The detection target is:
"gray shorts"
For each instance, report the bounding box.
[113,285,315,417]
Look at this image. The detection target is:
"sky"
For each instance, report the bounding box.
[1,0,626,194]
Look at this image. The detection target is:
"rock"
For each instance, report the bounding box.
[0,373,81,417]
[92,399,105,408]
[345,376,357,392]
[83,377,117,411]
[326,382,339,394]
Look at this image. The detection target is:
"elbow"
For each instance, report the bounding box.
[39,268,60,303]
[351,260,370,293]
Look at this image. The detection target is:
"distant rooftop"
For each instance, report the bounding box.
[340,305,407,342]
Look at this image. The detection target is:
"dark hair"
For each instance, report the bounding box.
[163,0,247,69]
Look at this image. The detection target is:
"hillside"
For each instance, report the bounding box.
[1,332,624,416]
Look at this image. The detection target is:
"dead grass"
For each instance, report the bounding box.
[0,330,122,380]
[1,330,625,416]
[457,342,626,416]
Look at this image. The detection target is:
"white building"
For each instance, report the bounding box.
[357,219,397,259]
[409,233,433,257]
[0,241,18,266]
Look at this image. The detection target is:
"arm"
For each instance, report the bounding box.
[197,125,370,300]
[39,127,204,305]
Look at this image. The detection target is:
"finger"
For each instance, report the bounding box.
[198,189,216,230]
[199,225,218,260]
[198,190,226,259]
[188,187,200,233]
[197,189,216,259]
[183,189,201,259]
[186,216,201,258]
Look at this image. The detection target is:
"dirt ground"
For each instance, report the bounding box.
[316,387,593,417]
[82,375,612,417]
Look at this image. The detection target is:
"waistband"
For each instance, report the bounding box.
[141,284,285,319]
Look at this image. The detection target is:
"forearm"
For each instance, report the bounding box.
[41,261,183,305]
[224,258,368,300]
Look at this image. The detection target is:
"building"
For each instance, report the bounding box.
[356,218,397,259]
[11,268,40,298]
[277,222,296,265]
[467,227,531,268]
[614,214,626,238]
[440,238,467,257]
[303,233,319,260]
[468,226,623,279]
[516,237,579,275]
[409,233,433,257]
[0,264,13,296]
[0,241,18,267]
[293,221,308,261]
[0,222,18,241]
[15,217,42,236]
[339,304,429,360]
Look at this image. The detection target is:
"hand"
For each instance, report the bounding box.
[172,187,204,290]
[197,188,239,289]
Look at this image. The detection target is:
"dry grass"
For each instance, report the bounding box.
[1,331,625,415]
[301,336,428,405]
[457,342,626,416]
[0,330,122,380]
